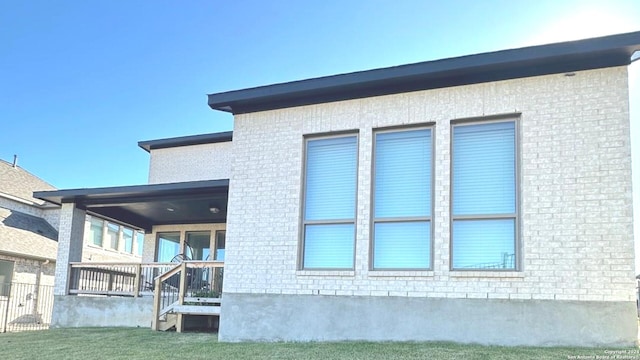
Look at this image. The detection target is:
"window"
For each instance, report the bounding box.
[106,222,119,250]
[156,232,180,262]
[185,231,211,260]
[136,231,144,256]
[372,128,432,269]
[0,260,14,296]
[451,120,517,270]
[215,231,226,261]
[301,135,357,269]
[88,217,103,246]
[123,228,133,253]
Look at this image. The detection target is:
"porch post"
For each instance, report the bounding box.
[53,202,86,296]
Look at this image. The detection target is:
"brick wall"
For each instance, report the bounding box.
[148,141,232,184]
[54,203,85,295]
[0,254,55,286]
[224,66,635,302]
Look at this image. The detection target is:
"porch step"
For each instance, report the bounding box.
[173,305,221,315]
[157,313,177,331]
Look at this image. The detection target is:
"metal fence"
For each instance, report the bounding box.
[0,282,54,332]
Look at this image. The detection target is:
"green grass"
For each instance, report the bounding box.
[0,328,635,360]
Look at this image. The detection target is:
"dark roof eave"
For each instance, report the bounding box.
[208,31,640,114]
[138,131,233,152]
[33,179,229,205]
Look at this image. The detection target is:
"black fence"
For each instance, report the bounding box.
[0,282,54,332]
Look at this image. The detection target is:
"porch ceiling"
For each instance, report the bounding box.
[34,180,229,232]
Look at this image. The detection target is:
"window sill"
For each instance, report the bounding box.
[296,270,355,277]
[449,271,524,278]
[368,271,434,277]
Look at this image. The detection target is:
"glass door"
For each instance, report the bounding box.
[214,231,225,261]
[156,232,181,263]
[185,231,211,260]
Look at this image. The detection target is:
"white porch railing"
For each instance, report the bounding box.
[68,262,175,297]
[68,261,223,298]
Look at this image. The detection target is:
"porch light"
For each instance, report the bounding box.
[209,207,220,214]
[166,207,175,212]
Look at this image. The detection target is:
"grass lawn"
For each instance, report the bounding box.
[0,328,635,360]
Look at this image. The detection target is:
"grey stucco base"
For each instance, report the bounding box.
[51,295,153,328]
[219,293,637,346]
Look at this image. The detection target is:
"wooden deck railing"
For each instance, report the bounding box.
[151,261,224,331]
[68,261,224,331]
[68,262,181,297]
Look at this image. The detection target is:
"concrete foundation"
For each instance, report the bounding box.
[51,295,153,328]
[219,293,637,346]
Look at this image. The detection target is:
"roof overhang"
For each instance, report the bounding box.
[208,31,640,115]
[0,250,56,263]
[138,131,233,152]
[34,180,229,232]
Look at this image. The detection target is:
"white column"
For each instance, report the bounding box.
[54,202,86,296]
[142,232,156,263]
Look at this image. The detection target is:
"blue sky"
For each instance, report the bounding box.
[2,1,640,259]
[1,0,637,188]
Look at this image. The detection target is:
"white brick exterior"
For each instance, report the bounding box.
[54,203,85,295]
[224,67,635,302]
[0,254,55,286]
[148,141,232,184]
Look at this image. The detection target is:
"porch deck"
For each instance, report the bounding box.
[68,260,223,332]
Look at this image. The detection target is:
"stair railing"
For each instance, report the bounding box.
[151,263,183,330]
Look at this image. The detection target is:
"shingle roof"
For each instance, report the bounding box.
[0,159,56,205]
[0,208,58,261]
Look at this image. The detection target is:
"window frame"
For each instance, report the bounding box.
[123,228,134,254]
[449,115,520,271]
[106,222,120,251]
[370,124,435,271]
[135,230,144,256]
[155,231,181,263]
[185,231,212,261]
[298,131,359,271]
[214,230,226,261]
[88,217,104,247]
[0,260,14,296]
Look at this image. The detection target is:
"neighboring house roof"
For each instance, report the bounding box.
[0,158,56,206]
[138,131,233,152]
[208,31,640,114]
[0,208,58,261]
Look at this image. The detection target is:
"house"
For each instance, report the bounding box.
[0,157,142,331]
[35,31,640,346]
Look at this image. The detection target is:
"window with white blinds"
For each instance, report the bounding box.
[451,120,517,270]
[302,135,357,269]
[373,128,432,269]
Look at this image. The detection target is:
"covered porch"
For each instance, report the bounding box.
[34,180,229,332]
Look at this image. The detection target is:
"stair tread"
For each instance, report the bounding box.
[173,305,221,315]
